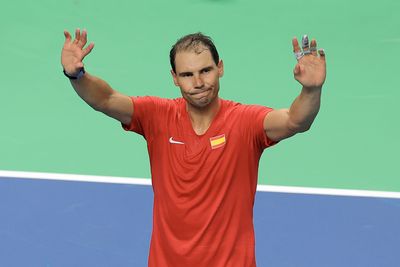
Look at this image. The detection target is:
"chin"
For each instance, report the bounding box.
[184,97,210,109]
[194,99,211,108]
[183,91,218,109]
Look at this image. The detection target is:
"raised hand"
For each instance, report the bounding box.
[292,35,326,89]
[61,29,94,76]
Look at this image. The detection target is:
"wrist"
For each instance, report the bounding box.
[302,85,322,93]
[63,67,85,80]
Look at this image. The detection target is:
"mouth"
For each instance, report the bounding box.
[189,88,211,97]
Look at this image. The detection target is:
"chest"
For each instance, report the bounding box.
[147,109,245,164]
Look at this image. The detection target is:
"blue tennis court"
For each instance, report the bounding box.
[1,172,399,267]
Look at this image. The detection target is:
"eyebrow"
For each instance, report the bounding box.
[178,65,214,77]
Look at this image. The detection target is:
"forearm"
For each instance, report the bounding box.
[287,86,322,132]
[70,72,114,111]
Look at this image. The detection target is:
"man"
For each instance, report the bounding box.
[61,29,326,266]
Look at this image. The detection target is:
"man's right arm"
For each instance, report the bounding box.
[61,29,133,125]
[69,72,133,125]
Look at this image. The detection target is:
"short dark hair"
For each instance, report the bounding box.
[169,32,219,73]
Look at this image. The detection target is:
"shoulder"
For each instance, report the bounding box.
[219,98,240,114]
[132,96,183,110]
[221,98,272,117]
[132,96,179,104]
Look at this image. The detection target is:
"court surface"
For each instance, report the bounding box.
[1,172,400,267]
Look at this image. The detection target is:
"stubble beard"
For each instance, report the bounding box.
[184,87,219,110]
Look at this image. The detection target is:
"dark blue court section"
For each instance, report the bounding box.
[1,177,399,267]
[254,192,400,267]
[0,178,153,267]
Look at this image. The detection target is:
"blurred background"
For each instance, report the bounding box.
[1,0,399,191]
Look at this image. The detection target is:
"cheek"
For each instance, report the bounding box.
[181,84,193,94]
[209,73,220,84]
[178,83,193,96]
[177,79,192,90]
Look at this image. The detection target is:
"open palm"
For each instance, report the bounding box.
[292,36,326,89]
[61,29,94,75]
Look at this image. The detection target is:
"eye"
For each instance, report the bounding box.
[180,73,192,77]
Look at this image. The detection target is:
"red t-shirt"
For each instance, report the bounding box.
[123,97,277,267]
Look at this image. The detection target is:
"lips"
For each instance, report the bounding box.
[189,88,211,96]
[193,91,211,99]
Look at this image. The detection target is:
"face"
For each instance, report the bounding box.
[171,48,224,109]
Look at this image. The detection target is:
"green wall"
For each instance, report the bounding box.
[1,0,399,191]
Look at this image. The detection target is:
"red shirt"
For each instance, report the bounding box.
[123,97,276,267]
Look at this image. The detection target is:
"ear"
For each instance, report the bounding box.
[218,60,224,78]
[171,69,179,86]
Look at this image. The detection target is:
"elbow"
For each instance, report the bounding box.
[90,102,102,112]
[287,120,312,134]
[299,124,312,133]
[90,100,107,113]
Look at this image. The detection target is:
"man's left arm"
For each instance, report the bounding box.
[264,35,326,142]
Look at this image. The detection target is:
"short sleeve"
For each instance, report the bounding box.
[121,96,166,138]
[239,104,279,150]
[256,107,279,149]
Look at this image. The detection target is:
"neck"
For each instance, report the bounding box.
[186,97,220,135]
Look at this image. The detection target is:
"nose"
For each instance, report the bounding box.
[194,74,204,89]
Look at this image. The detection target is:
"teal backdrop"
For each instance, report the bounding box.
[1,0,399,191]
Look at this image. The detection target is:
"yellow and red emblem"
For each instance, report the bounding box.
[210,134,226,149]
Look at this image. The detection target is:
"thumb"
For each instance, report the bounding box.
[293,64,301,75]
[76,62,84,69]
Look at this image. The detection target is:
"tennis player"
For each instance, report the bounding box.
[61,29,326,267]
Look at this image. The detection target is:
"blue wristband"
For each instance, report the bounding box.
[63,68,85,80]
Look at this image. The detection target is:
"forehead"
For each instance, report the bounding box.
[174,48,215,73]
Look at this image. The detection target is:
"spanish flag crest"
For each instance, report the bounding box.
[210,134,226,149]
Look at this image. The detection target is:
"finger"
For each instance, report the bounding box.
[64,30,72,44]
[82,42,95,57]
[292,37,301,53]
[302,35,310,55]
[78,29,88,48]
[74,28,81,44]
[292,37,304,61]
[318,48,326,60]
[310,39,317,56]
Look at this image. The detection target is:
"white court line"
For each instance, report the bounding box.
[257,185,400,199]
[0,170,151,186]
[1,170,400,199]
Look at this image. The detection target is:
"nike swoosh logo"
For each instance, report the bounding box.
[169,137,185,145]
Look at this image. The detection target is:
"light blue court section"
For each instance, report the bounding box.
[1,176,400,267]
